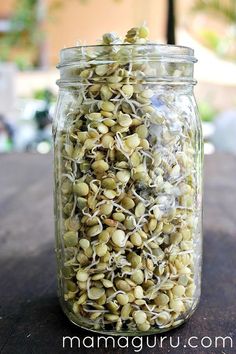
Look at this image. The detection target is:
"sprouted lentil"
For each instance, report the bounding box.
[54,25,202,334]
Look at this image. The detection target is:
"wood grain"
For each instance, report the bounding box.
[0,152,235,354]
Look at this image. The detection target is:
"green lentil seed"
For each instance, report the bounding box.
[63,231,78,247]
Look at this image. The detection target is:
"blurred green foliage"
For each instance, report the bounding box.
[5,0,39,47]
[193,0,236,60]
[199,29,220,50]
[198,101,217,122]
[193,0,236,23]
[0,0,40,68]
[33,89,56,102]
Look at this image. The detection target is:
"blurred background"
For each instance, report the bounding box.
[0,0,235,154]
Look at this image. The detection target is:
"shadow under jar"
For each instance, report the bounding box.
[53,43,203,335]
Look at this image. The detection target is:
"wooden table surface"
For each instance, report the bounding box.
[0,153,235,354]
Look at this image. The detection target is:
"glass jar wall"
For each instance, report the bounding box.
[53,41,203,335]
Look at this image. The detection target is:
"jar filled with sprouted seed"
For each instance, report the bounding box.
[53,26,203,335]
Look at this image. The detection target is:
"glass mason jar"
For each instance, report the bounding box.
[53,43,203,335]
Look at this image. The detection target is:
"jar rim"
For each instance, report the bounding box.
[58,43,197,68]
[61,42,194,53]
